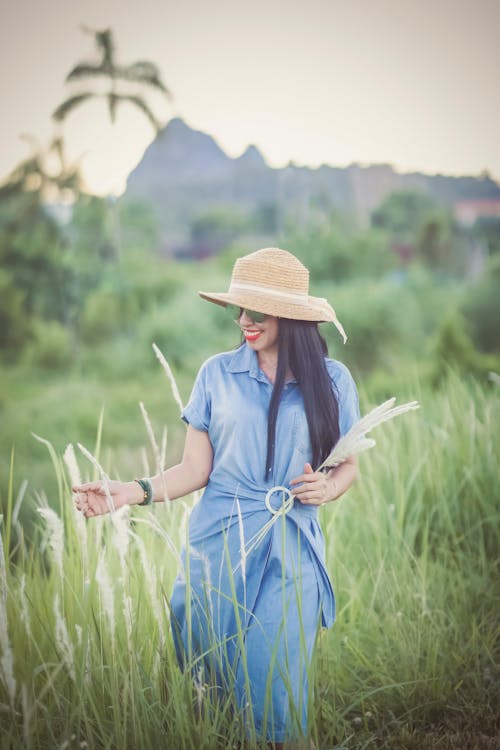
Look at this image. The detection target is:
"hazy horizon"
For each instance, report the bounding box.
[1,0,499,195]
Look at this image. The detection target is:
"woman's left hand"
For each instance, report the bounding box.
[290,463,337,506]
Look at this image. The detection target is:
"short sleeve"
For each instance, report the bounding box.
[328,361,360,437]
[338,367,360,436]
[181,362,211,431]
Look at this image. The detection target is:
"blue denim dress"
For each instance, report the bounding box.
[170,343,360,742]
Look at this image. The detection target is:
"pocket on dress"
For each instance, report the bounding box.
[292,409,312,456]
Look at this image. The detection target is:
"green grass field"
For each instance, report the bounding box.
[1,368,498,749]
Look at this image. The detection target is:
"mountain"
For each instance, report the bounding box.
[132,118,232,187]
[124,117,500,255]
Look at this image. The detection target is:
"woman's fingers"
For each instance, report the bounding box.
[290,462,316,487]
[73,480,118,517]
[74,492,86,509]
[76,495,110,517]
[290,476,323,495]
[291,466,329,505]
[290,473,320,487]
[72,481,105,493]
[293,487,323,502]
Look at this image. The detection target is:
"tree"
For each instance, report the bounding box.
[461,255,500,354]
[0,190,74,356]
[0,135,82,358]
[0,134,82,203]
[52,27,172,261]
[52,27,171,133]
[371,190,458,271]
[416,215,453,270]
[371,190,435,238]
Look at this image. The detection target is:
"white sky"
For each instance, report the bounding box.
[1,0,499,195]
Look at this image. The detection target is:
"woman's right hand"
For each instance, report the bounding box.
[72,480,143,518]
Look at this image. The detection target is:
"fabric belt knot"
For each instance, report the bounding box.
[264,486,294,515]
[232,486,298,571]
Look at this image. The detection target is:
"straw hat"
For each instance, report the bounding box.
[198,247,347,343]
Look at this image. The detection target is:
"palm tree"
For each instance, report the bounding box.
[52,26,171,132]
[0,134,83,203]
[52,27,172,261]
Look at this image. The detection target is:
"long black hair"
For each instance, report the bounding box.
[265,319,340,476]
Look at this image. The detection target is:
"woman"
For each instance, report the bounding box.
[73,247,360,748]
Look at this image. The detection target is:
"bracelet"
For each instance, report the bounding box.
[134,478,153,506]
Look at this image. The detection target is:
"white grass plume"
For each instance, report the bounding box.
[131,514,183,568]
[53,593,76,682]
[76,443,115,514]
[64,443,88,563]
[95,556,116,648]
[63,443,81,486]
[317,398,420,472]
[71,502,88,574]
[139,401,169,502]
[139,401,160,466]
[235,497,247,588]
[152,649,162,681]
[160,425,167,472]
[152,342,184,414]
[0,527,7,610]
[140,446,151,477]
[19,574,32,641]
[37,508,64,581]
[194,665,207,715]
[0,530,16,705]
[123,593,134,646]
[33,489,49,510]
[111,504,131,578]
[489,371,500,386]
[75,624,83,648]
[130,531,164,646]
[0,605,16,705]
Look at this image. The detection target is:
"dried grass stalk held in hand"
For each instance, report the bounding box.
[317,397,420,472]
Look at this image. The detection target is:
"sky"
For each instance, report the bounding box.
[1,0,499,196]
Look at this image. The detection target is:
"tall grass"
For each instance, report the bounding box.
[0,373,498,749]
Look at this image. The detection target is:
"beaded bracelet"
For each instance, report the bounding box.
[134,478,153,506]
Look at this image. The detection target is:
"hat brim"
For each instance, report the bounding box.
[198,290,338,324]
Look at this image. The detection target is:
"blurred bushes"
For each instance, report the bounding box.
[288,219,398,282]
[138,288,239,371]
[0,269,32,352]
[80,288,132,343]
[473,216,500,255]
[461,255,500,354]
[315,267,463,377]
[372,190,435,237]
[190,208,249,246]
[332,282,412,372]
[120,250,182,307]
[371,189,457,272]
[23,320,73,370]
[1,185,499,388]
[0,191,75,355]
[431,312,499,385]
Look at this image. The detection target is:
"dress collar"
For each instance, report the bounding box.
[226,344,297,385]
[226,343,262,380]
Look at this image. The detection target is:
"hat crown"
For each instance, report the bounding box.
[231,247,309,295]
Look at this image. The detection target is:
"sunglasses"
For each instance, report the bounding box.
[225,305,268,324]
